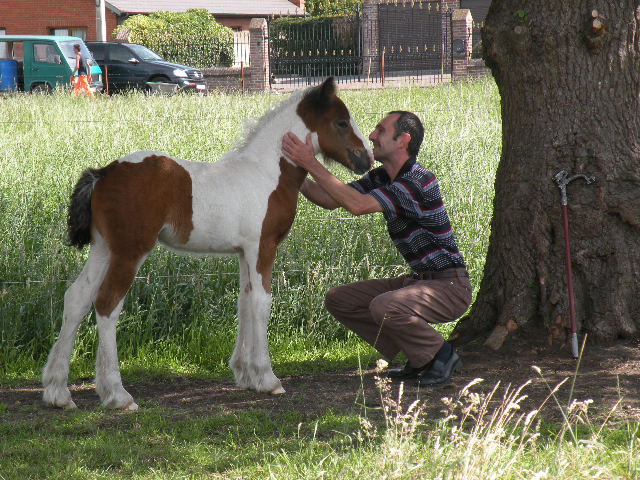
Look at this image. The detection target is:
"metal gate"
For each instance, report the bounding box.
[268,12,363,89]
[378,1,452,77]
[268,1,453,91]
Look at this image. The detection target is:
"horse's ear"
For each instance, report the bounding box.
[300,77,337,114]
[319,77,336,98]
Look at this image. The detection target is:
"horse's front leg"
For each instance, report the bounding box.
[229,250,284,394]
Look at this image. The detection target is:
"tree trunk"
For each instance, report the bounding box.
[451,1,640,349]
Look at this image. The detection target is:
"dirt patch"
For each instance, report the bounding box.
[2,339,639,424]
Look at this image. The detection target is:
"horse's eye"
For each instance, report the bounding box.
[337,120,349,129]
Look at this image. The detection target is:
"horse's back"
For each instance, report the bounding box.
[99,150,280,255]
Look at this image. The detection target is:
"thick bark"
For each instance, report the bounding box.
[452,1,640,349]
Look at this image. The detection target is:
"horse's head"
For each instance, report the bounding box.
[296,77,373,174]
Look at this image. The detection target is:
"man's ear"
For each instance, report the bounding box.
[396,132,411,152]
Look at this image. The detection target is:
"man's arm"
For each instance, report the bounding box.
[282,132,382,216]
[300,178,340,210]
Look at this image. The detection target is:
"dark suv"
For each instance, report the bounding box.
[85,42,206,93]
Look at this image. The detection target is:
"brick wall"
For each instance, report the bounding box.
[0,0,118,40]
[202,67,251,92]
[442,0,461,12]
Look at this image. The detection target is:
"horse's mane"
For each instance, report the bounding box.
[234,88,309,152]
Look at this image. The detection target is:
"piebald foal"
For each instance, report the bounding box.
[43,78,372,409]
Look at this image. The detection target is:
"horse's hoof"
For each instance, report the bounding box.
[270,385,286,395]
[46,399,77,409]
[43,390,77,410]
[125,401,139,411]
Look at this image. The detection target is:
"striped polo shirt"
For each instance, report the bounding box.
[348,157,465,272]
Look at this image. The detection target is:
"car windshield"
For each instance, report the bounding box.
[127,44,163,61]
[59,41,96,68]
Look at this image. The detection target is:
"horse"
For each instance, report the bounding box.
[42,77,373,410]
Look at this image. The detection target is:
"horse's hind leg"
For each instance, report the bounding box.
[229,249,284,394]
[93,253,147,410]
[43,236,110,409]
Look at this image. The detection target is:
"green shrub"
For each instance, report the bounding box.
[113,9,234,68]
[306,0,362,16]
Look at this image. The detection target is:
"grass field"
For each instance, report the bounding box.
[3,81,637,480]
[0,79,500,381]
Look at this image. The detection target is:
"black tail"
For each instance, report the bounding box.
[67,167,106,249]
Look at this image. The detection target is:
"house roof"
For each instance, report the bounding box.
[106,1,306,17]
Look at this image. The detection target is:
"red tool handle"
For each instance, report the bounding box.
[562,205,579,358]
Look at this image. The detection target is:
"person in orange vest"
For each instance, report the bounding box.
[70,44,94,97]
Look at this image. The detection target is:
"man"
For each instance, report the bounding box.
[281,111,471,386]
[70,44,93,97]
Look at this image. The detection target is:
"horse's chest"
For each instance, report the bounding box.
[260,159,306,244]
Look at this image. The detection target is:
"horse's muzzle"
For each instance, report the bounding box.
[349,149,373,175]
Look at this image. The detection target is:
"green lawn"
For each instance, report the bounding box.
[2,81,637,479]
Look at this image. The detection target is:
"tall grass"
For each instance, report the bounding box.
[0,80,501,379]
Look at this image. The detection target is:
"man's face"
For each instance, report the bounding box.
[368,114,401,162]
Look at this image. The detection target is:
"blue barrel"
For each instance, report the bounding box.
[0,60,18,91]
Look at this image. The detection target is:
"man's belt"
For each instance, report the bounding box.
[411,268,468,280]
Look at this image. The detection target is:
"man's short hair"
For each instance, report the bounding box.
[73,44,81,50]
[388,111,424,157]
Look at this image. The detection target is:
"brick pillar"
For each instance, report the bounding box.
[247,18,270,92]
[451,9,473,81]
[442,0,460,69]
[362,0,380,79]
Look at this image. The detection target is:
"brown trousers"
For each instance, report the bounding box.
[325,269,472,368]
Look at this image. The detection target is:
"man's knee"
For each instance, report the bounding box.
[369,294,396,323]
[324,286,347,315]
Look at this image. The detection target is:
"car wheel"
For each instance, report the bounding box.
[30,83,52,94]
[146,75,175,94]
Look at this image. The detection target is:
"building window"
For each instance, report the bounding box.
[52,28,87,40]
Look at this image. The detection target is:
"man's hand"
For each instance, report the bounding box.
[282,132,381,216]
[282,132,319,172]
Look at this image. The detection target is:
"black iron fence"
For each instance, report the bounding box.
[268,13,363,84]
[268,1,454,89]
[378,1,451,75]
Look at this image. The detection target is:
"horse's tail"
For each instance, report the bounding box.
[67,167,106,249]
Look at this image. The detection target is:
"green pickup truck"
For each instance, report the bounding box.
[0,35,103,93]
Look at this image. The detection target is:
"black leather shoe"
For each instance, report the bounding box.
[387,360,432,380]
[417,350,462,386]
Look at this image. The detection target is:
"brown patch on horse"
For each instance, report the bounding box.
[256,158,307,293]
[92,155,193,316]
